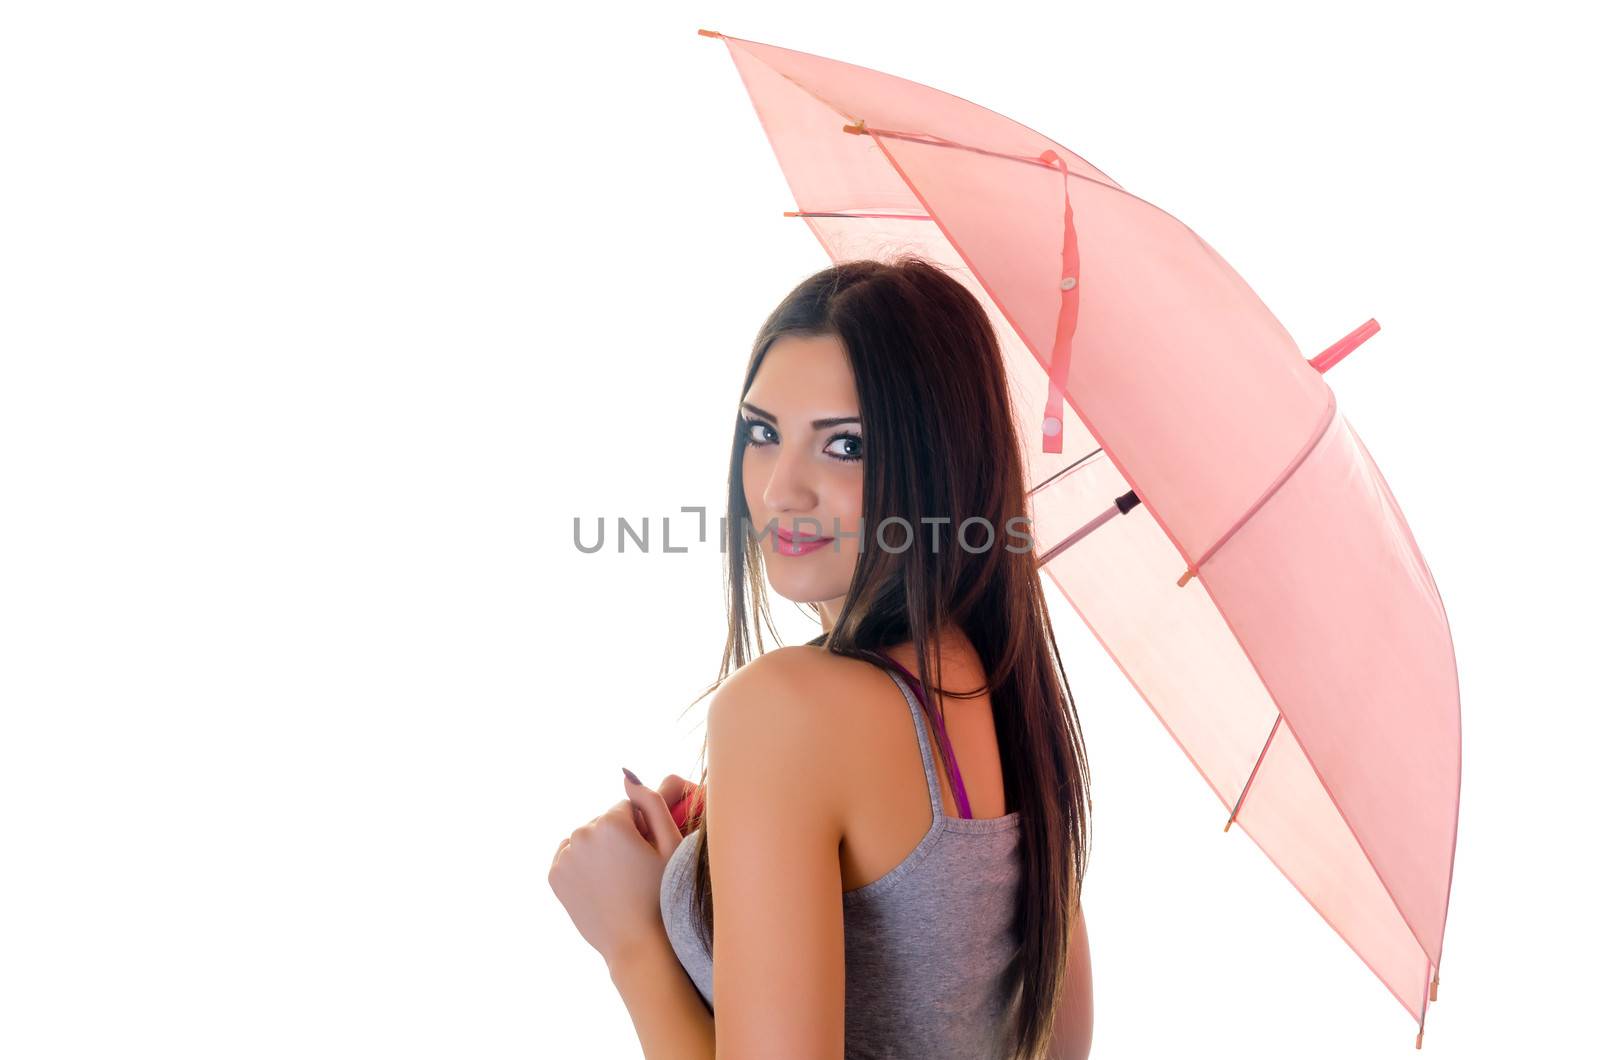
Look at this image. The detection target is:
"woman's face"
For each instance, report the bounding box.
[740,333,866,616]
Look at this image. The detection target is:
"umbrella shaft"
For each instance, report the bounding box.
[1034,489,1141,568]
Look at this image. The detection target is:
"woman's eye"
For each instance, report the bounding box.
[742,419,860,461]
[826,433,864,462]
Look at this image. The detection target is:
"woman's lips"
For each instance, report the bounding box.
[774,527,834,557]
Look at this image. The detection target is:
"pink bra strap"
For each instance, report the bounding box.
[866,650,973,819]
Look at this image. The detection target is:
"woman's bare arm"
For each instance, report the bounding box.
[702,648,848,1055]
[607,927,716,1060]
[1048,905,1094,1059]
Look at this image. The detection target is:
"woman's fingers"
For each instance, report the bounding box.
[549,835,571,875]
[657,773,699,806]
[623,772,684,858]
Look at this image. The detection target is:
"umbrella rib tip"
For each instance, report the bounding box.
[697,28,724,39]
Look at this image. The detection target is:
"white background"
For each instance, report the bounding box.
[1,1,1593,1057]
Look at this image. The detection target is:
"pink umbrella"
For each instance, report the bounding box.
[698,28,1461,1049]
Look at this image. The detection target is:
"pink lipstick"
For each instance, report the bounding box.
[774,526,834,556]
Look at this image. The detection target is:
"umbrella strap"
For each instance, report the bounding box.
[1039,149,1081,455]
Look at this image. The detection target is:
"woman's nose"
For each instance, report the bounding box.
[762,445,818,513]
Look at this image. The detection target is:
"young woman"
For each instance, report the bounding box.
[550,257,1095,1059]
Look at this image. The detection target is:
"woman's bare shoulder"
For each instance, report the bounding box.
[711,646,882,733]
[716,645,877,700]
[709,646,887,761]
[704,647,879,834]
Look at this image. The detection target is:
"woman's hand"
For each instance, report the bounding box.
[547,770,687,969]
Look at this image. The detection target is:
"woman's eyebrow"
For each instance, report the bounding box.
[740,401,860,429]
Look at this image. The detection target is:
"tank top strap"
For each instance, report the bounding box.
[865,651,973,820]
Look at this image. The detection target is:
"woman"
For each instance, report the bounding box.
[549,257,1095,1058]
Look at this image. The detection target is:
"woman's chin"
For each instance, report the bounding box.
[766,570,848,608]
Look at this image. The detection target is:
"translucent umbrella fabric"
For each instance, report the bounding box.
[699,29,1461,1047]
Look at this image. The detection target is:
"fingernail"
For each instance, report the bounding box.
[622,767,641,786]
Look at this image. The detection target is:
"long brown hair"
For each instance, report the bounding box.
[676,255,1092,1059]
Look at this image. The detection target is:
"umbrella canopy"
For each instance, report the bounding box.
[699,29,1461,1048]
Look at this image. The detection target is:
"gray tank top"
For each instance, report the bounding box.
[658,660,1025,1057]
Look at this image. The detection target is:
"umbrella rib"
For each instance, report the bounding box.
[1224,713,1282,832]
[1179,392,1339,586]
[842,121,1193,231]
[784,210,935,221]
[846,121,1063,170]
[707,28,1130,192]
[1026,447,1104,497]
